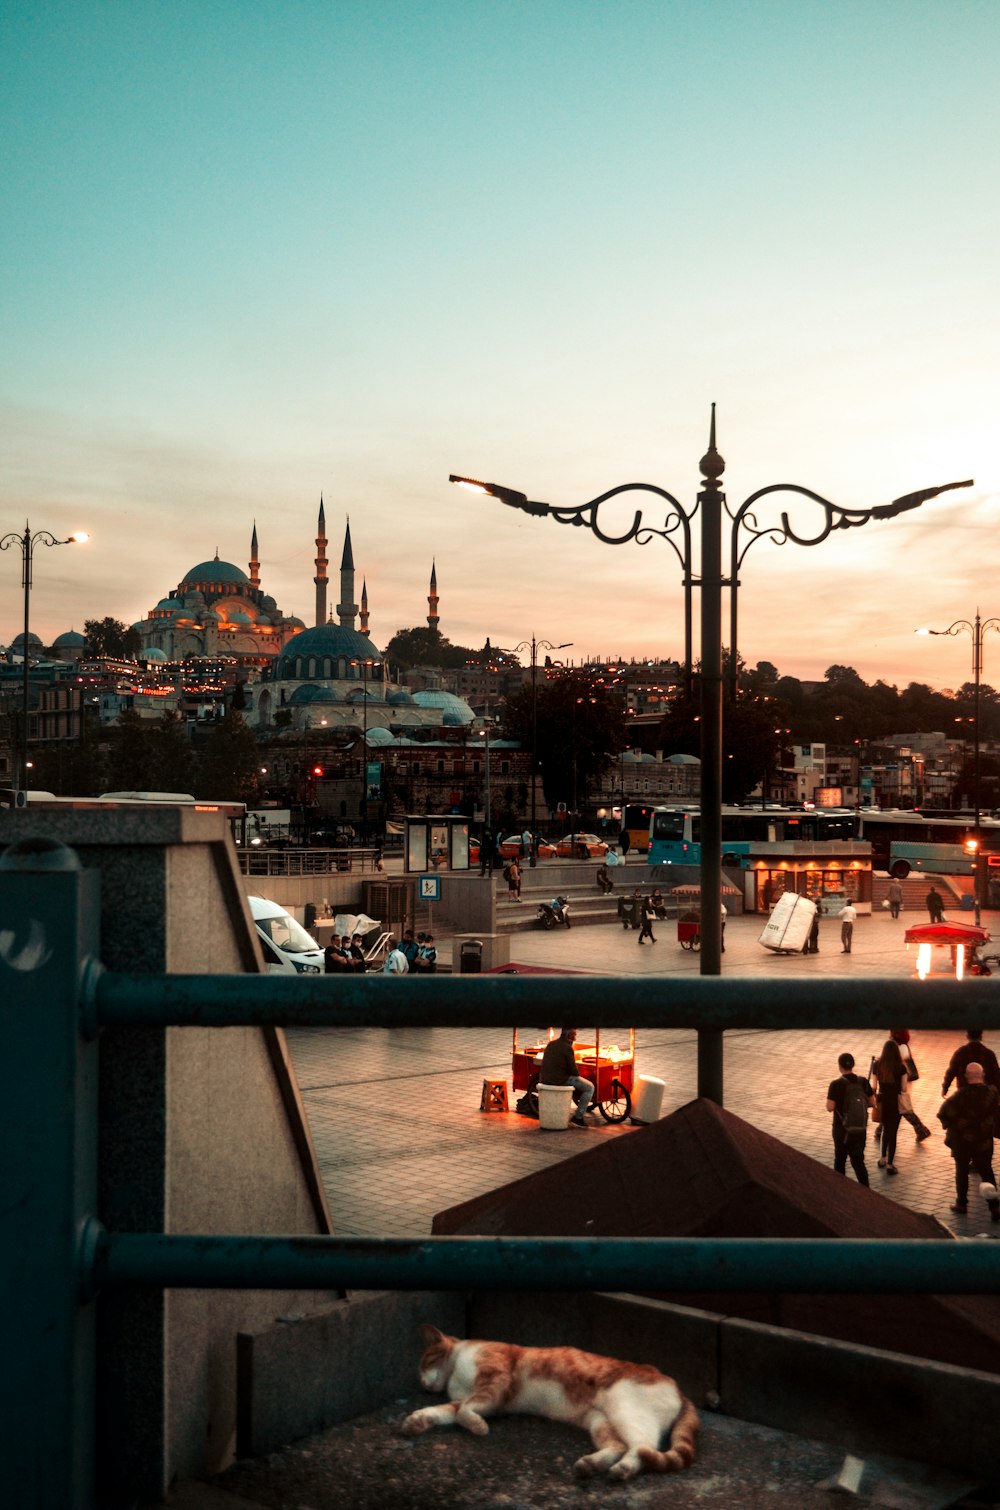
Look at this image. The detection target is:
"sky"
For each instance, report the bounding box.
[2,1,998,697]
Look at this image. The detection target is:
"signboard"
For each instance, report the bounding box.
[419,874,441,901]
[365,760,382,801]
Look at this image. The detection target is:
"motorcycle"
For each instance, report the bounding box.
[537,896,571,929]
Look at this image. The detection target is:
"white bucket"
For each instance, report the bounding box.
[631,1075,665,1124]
[537,1083,575,1130]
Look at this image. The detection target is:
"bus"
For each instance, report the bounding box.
[647,805,860,868]
[855,810,1000,879]
[620,803,656,853]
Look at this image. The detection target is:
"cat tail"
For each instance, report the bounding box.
[637,1394,699,1474]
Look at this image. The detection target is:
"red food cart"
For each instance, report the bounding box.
[511,1026,636,1122]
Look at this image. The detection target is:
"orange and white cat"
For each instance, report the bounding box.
[402,1325,699,1481]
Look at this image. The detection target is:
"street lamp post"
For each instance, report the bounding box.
[0,522,88,789]
[454,414,972,1103]
[917,614,1000,925]
[508,635,572,864]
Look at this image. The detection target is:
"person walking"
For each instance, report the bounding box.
[887,878,903,919]
[638,892,657,945]
[505,857,522,901]
[937,1062,1000,1219]
[840,900,857,954]
[890,1028,932,1141]
[539,1028,599,1127]
[872,1035,908,1175]
[925,885,945,923]
[826,1052,876,1186]
[619,827,630,859]
[942,1028,1000,1094]
[720,901,727,953]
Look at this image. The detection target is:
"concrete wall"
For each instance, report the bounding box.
[235,1288,1000,1481]
[0,808,336,1504]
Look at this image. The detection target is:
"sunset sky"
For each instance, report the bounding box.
[2,2,998,697]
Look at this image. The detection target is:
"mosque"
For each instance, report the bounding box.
[132,501,473,735]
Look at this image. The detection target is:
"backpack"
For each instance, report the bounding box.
[503,863,513,883]
[840,1077,869,1134]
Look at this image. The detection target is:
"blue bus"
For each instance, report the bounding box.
[855,810,1000,879]
[647,806,859,868]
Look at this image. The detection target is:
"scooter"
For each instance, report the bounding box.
[537,896,571,929]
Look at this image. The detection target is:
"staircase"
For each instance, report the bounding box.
[870,871,966,916]
[496,860,673,935]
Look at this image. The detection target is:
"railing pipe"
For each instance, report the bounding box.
[92,969,1000,1032]
[93,1229,1000,1296]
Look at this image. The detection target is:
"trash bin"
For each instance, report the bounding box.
[537,1083,575,1130]
[459,939,483,973]
[618,895,639,930]
[631,1075,665,1124]
[960,893,975,911]
[303,901,317,930]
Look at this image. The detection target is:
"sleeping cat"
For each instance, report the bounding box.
[401,1324,699,1481]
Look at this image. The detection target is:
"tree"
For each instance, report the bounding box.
[654,683,793,803]
[148,710,196,793]
[197,710,261,804]
[106,708,155,790]
[382,626,478,672]
[84,616,140,659]
[501,672,627,815]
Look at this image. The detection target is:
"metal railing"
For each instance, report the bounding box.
[5,841,1000,1507]
[236,843,383,876]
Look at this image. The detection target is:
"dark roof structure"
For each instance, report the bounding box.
[433,1098,1000,1377]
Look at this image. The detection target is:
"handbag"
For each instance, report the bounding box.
[905,1051,920,1083]
[871,1096,882,1124]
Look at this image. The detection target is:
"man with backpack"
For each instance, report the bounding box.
[826,1052,876,1185]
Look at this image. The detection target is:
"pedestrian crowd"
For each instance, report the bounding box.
[827,1026,1000,1222]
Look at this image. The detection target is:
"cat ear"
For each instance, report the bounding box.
[419,1323,445,1345]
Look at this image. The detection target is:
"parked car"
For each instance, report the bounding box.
[248,896,326,974]
[498,835,557,860]
[555,833,609,858]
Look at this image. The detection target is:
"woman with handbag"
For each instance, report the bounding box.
[872,1036,908,1174]
[891,1028,932,1142]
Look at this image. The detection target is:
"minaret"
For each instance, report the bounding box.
[314,496,328,628]
[337,519,358,628]
[249,521,260,589]
[427,559,439,632]
[360,578,370,637]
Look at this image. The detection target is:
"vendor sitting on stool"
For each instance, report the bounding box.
[540,1028,599,1127]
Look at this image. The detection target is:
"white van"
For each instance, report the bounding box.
[248,896,325,975]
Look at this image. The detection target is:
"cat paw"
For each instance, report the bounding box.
[609,1460,638,1481]
[459,1413,490,1437]
[573,1457,598,1479]
[401,1412,430,1436]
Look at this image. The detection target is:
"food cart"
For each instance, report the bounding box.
[511,1026,636,1122]
[904,920,993,979]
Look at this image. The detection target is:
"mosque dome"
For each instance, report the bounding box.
[155,598,177,613]
[144,647,168,662]
[273,622,380,681]
[365,726,395,746]
[387,689,415,706]
[228,609,253,625]
[289,684,340,706]
[53,630,88,649]
[285,616,306,630]
[261,595,277,611]
[180,559,249,590]
[411,690,474,725]
[13,631,43,647]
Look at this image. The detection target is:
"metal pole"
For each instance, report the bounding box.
[21,526,31,789]
[974,613,982,926]
[698,409,724,1103]
[1,838,101,1509]
[529,638,538,863]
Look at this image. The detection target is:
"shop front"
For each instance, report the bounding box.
[745,840,872,915]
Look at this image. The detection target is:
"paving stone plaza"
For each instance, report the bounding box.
[287,885,1000,1242]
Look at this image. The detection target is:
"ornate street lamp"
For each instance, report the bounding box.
[506,635,572,864]
[454,412,972,1102]
[1,523,88,789]
[916,614,1000,925]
